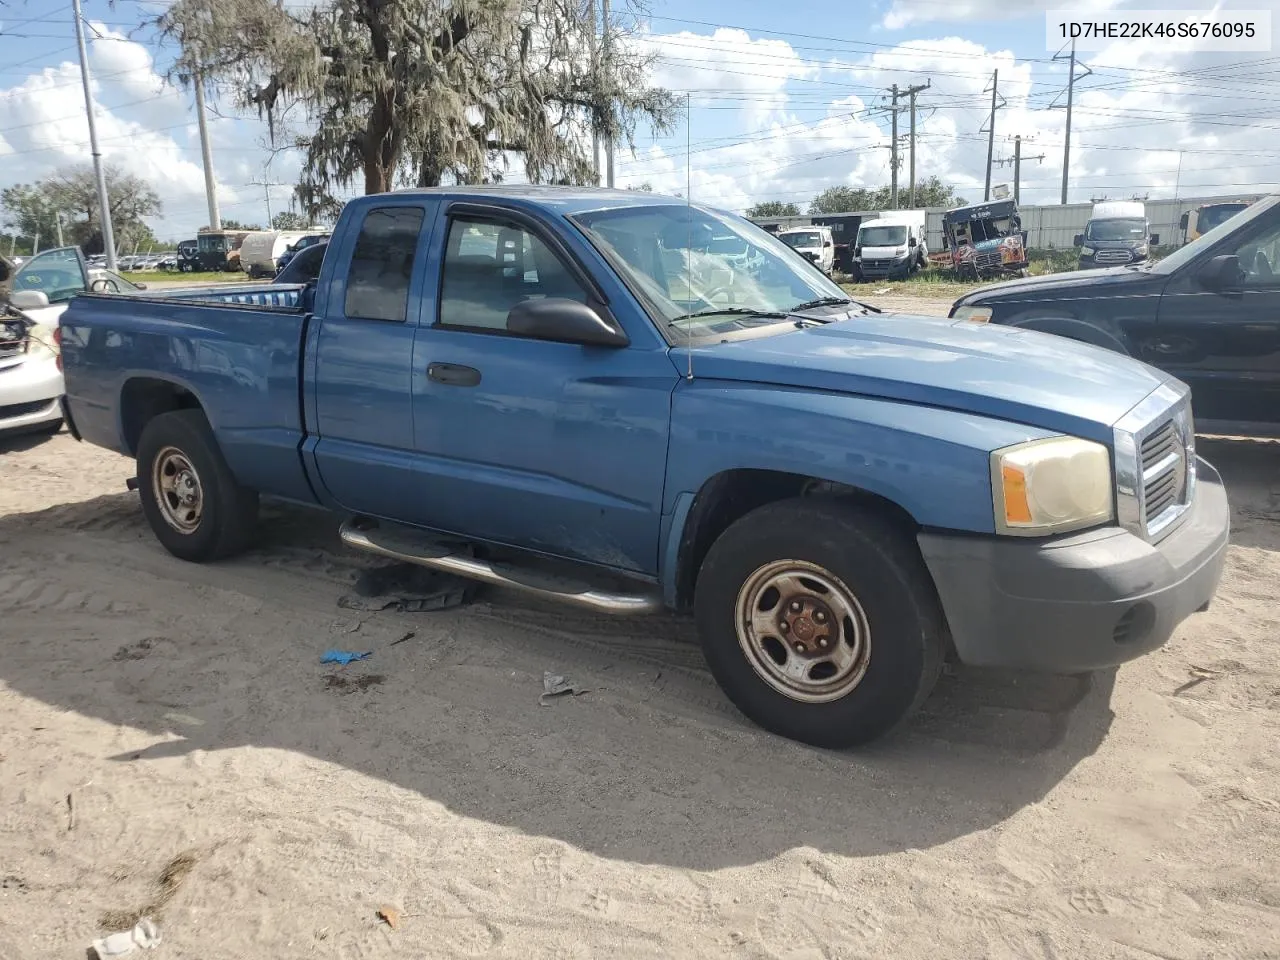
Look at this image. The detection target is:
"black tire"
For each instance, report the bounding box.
[694,499,945,748]
[136,410,258,562]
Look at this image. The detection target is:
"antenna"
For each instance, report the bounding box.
[685,91,693,382]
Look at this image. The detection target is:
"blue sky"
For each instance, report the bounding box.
[1,0,1278,238]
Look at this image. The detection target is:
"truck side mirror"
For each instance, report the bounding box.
[1179,212,1189,229]
[506,298,629,348]
[1073,234,1084,247]
[1149,233,1160,247]
[824,240,832,248]
[1198,254,1245,293]
[908,237,918,247]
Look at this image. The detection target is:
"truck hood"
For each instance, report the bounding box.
[678,313,1170,441]
[956,264,1157,304]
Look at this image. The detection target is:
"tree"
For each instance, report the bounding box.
[218,219,263,231]
[151,0,680,218]
[271,211,311,230]
[0,164,161,254]
[809,177,965,215]
[745,201,800,218]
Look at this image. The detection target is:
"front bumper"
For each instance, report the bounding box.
[917,458,1230,674]
[858,256,913,279]
[0,353,64,433]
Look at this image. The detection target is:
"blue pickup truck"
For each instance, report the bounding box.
[58,186,1230,748]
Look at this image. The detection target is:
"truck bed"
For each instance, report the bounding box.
[130,282,306,311]
[59,289,317,505]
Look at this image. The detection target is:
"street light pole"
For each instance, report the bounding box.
[71,0,118,271]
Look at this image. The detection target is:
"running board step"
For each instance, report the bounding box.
[338,517,663,616]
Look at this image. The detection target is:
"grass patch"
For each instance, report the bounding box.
[121,271,260,285]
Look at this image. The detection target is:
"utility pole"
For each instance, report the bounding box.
[71,0,118,271]
[55,212,64,247]
[889,84,900,209]
[248,178,285,225]
[194,71,222,229]
[602,0,614,187]
[995,136,1044,204]
[1052,39,1090,205]
[903,80,930,207]
[982,69,1005,202]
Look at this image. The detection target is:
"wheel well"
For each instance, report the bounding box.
[1008,312,1130,356]
[672,469,918,612]
[120,378,203,455]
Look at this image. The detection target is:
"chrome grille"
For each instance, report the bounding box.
[1096,249,1132,264]
[1114,383,1195,542]
[975,250,1002,270]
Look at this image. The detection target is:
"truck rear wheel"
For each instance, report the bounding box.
[136,410,258,563]
[694,499,945,748]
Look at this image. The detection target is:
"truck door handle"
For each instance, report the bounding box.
[427,362,481,387]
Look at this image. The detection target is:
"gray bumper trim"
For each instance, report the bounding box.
[918,457,1230,674]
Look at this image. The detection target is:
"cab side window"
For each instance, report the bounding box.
[1231,221,1280,286]
[438,216,588,331]
[344,206,425,322]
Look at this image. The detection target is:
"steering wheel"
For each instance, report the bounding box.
[701,285,737,306]
[91,277,120,293]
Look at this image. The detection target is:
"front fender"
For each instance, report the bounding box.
[663,381,1061,534]
[1004,311,1131,357]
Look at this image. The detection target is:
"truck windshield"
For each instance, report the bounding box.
[1198,204,1248,233]
[780,231,821,248]
[859,226,907,246]
[1085,218,1146,241]
[572,204,849,336]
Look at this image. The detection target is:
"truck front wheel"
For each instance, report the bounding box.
[136,410,259,563]
[694,500,945,748]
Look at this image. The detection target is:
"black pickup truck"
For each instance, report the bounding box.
[950,194,1280,438]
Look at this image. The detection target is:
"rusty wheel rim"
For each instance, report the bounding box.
[152,446,204,534]
[734,559,871,704]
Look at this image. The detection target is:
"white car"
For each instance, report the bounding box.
[1,247,143,437]
[777,226,836,274]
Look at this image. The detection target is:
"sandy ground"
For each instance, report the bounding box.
[2,309,1280,958]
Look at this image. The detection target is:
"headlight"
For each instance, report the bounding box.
[952,305,992,324]
[1080,246,1095,256]
[990,436,1113,536]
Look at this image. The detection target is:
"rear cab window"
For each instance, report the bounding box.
[343,207,427,322]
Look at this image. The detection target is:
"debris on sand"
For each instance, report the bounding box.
[321,649,372,665]
[324,674,385,694]
[377,905,401,930]
[338,561,476,613]
[99,850,200,932]
[539,671,589,706]
[89,917,161,958]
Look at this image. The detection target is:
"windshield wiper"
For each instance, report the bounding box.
[789,296,881,315]
[669,307,789,325]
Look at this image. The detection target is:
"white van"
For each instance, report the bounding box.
[853,211,928,281]
[238,231,310,278]
[777,226,835,274]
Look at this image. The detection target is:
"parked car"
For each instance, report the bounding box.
[776,226,835,274]
[176,240,200,272]
[1,247,145,437]
[272,241,326,285]
[950,192,1280,439]
[59,187,1229,747]
[274,233,330,275]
